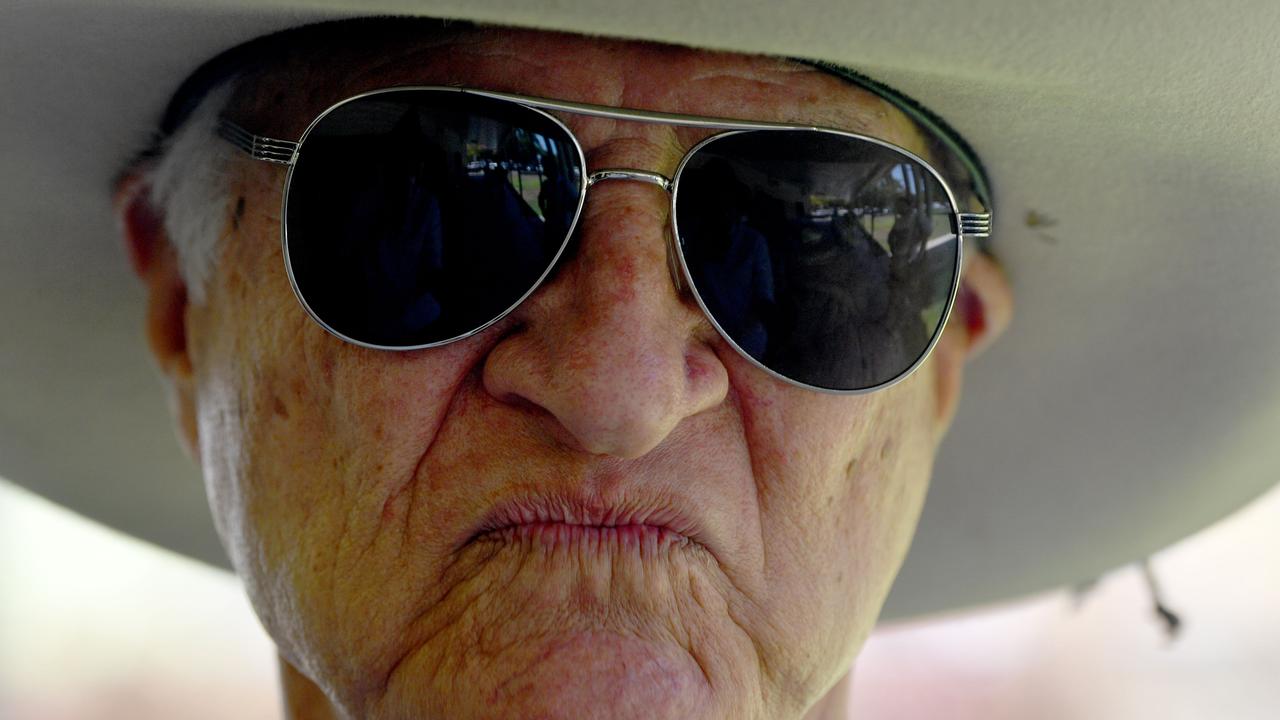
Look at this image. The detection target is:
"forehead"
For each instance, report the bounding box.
[229,24,925,154]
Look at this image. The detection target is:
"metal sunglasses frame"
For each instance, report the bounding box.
[217,85,992,395]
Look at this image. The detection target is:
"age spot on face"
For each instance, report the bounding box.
[271,393,289,419]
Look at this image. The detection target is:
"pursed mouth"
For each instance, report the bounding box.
[473,521,692,549]
[463,493,703,553]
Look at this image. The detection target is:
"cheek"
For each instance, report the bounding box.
[840,381,935,610]
[732,371,934,685]
[191,213,485,684]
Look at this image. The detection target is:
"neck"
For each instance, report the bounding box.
[804,671,854,720]
[279,655,341,720]
[278,655,853,720]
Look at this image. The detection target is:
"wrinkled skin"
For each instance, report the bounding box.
[122,24,1011,720]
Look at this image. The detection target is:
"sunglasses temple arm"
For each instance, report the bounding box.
[216,118,298,165]
[957,211,992,278]
[957,212,991,239]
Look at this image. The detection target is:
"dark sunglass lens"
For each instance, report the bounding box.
[286,91,583,347]
[676,131,960,391]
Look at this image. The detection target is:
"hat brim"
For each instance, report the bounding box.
[4,0,1280,621]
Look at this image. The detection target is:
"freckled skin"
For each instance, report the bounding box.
[185,25,958,720]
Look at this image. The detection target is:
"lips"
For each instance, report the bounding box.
[464,492,702,551]
[476,522,690,550]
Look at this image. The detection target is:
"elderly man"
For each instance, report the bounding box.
[8,1,1280,718]
[113,18,1011,719]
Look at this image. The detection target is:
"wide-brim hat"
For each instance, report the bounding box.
[5,0,1279,622]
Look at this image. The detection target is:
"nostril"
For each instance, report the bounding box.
[499,391,544,415]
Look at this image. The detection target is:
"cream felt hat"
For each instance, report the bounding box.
[4,0,1279,622]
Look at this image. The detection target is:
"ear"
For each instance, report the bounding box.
[115,172,200,460]
[927,250,1014,439]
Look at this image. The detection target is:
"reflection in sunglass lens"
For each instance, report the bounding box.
[675,130,960,391]
[286,90,583,347]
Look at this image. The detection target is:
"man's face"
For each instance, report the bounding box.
[184,27,954,720]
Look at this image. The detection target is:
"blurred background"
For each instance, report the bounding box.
[2,476,1277,720]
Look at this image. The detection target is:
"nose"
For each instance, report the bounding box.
[481,177,729,458]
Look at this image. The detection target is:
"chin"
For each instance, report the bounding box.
[379,630,721,720]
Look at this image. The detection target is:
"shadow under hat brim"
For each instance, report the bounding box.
[4,0,1280,622]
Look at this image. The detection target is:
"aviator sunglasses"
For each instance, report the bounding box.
[218,86,991,393]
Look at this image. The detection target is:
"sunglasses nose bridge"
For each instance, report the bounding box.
[586,168,673,193]
[584,168,687,293]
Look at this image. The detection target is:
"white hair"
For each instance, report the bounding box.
[143,80,241,304]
